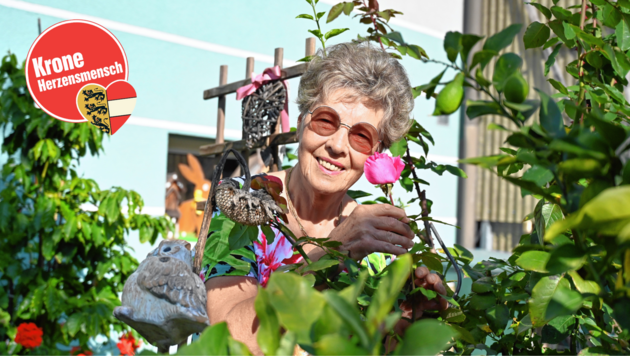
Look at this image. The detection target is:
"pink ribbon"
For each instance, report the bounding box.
[236,65,290,133]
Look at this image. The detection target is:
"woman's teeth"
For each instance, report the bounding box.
[318,158,342,171]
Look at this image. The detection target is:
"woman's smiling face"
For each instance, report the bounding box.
[297,88,384,195]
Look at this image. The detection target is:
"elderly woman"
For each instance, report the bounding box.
[203,42,447,354]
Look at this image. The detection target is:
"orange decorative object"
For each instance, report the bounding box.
[14,322,43,349]
[177,154,211,238]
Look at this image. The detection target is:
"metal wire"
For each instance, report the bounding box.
[429,222,463,298]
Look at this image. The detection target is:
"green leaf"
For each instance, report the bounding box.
[420,254,444,272]
[534,201,563,242]
[604,44,629,78]
[546,283,582,321]
[461,34,484,64]
[394,319,457,356]
[389,138,408,157]
[384,31,405,45]
[602,4,622,28]
[470,50,498,70]
[550,6,572,22]
[493,53,523,92]
[515,250,550,272]
[324,28,349,40]
[66,313,84,337]
[343,2,354,15]
[444,165,467,178]
[545,243,586,274]
[326,1,344,22]
[366,254,411,333]
[483,23,523,52]
[529,276,582,327]
[466,100,506,119]
[296,14,314,20]
[308,29,323,39]
[536,88,564,137]
[522,165,554,186]
[548,78,568,95]
[346,190,371,199]
[546,186,630,241]
[323,292,371,350]
[228,224,258,250]
[541,315,574,344]
[469,293,496,310]
[300,259,338,273]
[524,22,551,49]
[444,31,462,62]
[567,270,601,295]
[528,2,552,19]
[544,44,562,76]
[548,20,576,48]
[475,67,491,87]
[471,276,494,294]
[261,225,276,245]
[177,322,231,355]
[549,139,607,160]
[486,304,509,335]
[254,288,280,355]
[543,36,560,50]
[266,272,326,336]
[202,214,236,276]
[314,334,368,355]
[617,14,630,51]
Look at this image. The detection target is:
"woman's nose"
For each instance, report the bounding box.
[326,126,349,155]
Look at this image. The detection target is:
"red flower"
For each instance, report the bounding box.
[14,322,43,349]
[117,332,141,356]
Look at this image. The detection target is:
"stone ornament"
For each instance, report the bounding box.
[113,239,208,353]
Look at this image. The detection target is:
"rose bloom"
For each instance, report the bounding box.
[14,322,43,349]
[364,152,405,185]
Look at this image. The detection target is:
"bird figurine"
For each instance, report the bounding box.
[113,239,209,353]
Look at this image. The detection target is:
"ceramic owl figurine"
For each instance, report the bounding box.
[113,239,209,352]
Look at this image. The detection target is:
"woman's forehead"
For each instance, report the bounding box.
[317,89,384,127]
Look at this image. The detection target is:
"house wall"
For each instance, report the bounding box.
[1,0,464,259]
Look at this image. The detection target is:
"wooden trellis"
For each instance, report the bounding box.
[195,38,316,211]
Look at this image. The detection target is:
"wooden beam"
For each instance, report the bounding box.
[216,65,228,144]
[306,37,316,57]
[203,63,307,100]
[199,131,298,156]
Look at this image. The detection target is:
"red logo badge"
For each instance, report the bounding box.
[26,19,135,134]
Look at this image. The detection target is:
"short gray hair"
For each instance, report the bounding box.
[296,42,414,148]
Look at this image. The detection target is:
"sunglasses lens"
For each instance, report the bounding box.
[309,107,339,136]
[349,123,378,155]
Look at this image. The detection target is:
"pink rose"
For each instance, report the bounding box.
[364,152,405,185]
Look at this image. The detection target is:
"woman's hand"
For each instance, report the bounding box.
[385,266,449,353]
[329,204,414,260]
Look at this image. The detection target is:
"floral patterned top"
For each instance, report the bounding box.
[200,176,391,287]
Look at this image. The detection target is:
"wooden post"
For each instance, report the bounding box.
[241,57,255,169]
[306,37,316,57]
[270,48,284,172]
[216,65,228,144]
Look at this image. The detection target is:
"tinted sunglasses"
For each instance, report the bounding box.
[304,106,382,155]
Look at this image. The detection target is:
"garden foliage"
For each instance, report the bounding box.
[182,0,630,354]
[0,54,172,354]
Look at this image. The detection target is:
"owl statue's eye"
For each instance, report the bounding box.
[163,247,171,252]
